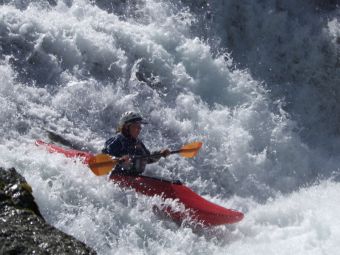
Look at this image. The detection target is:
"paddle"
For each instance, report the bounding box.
[88,141,203,176]
[44,129,96,153]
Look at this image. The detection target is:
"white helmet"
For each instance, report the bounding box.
[118,111,148,128]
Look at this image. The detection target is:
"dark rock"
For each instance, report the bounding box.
[0,167,96,255]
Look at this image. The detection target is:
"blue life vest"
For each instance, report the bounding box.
[102,133,154,175]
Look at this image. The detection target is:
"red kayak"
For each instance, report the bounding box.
[36,140,244,226]
[110,175,244,226]
[36,140,93,164]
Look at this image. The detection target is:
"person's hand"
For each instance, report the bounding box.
[119,155,130,163]
[160,149,171,158]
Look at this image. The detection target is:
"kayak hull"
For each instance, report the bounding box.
[36,140,244,226]
[110,175,244,226]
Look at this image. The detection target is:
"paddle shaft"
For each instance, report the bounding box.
[130,148,193,160]
[88,141,202,176]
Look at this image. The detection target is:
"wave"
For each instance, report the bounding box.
[1,1,340,253]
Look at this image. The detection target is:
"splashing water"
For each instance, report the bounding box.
[1,0,340,254]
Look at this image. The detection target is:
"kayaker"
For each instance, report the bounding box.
[102,111,171,176]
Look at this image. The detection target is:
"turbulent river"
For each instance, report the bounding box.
[1,0,340,254]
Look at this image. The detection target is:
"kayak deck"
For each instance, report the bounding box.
[36,140,93,164]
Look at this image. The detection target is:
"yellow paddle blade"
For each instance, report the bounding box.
[88,154,119,176]
[179,141,203,158]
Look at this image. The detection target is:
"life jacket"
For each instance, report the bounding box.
[102,133,151,175]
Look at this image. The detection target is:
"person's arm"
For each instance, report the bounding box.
[140,142,170,163]
[103,137,123,157]
[103,137,132,170]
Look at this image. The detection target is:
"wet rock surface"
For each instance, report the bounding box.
[0,167,96,255]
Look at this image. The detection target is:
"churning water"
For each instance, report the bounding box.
[1,0,340,254]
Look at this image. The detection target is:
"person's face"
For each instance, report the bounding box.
[128,122,142,139]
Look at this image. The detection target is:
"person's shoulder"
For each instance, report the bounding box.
[114,133,124,139]
[137,138,148,149]
[137,138,145,144]
[105,133,124,145]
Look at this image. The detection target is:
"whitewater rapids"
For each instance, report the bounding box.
[1,0,340,254]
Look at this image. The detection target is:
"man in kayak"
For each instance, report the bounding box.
[102,111,171,176]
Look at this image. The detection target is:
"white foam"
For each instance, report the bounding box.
[1,0,340,254]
